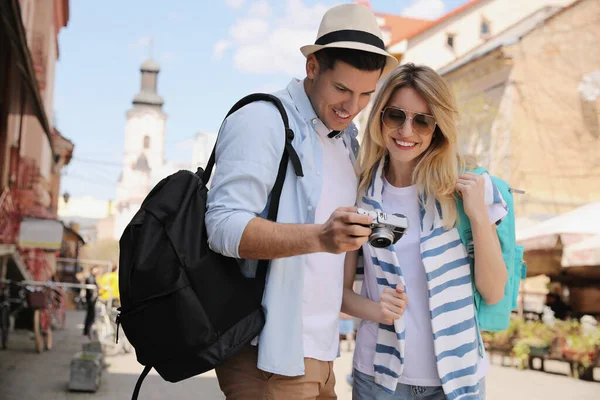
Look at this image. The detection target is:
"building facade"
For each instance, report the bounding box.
[0,0,72,281]
[440,0,600,217]
[387,0,577,71]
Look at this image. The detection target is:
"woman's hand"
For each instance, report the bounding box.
[377,285,408,325]
[456,173,487,223]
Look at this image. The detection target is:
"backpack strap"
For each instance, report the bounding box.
[203,93,303,182]
[131,365,152,400]
[202,93,304,284]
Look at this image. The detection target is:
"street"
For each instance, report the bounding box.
[1,311,599,399]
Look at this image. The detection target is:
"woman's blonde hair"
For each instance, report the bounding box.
[357,63,474,228]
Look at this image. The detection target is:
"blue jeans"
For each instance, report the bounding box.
[352,369,486,400]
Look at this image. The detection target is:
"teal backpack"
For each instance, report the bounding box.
[455,167,527,332]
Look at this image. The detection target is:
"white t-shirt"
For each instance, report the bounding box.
[354,179,502,386]
[302,132,358,361]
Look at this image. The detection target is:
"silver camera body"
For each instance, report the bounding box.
[356,208,409,248]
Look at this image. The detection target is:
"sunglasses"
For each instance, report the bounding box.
[381,107,437,136]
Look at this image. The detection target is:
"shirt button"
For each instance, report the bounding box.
[311,119,317,125]
[307,205,313,211]
[316,171,321,176]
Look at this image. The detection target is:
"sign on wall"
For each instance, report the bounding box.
[18,218,64,250]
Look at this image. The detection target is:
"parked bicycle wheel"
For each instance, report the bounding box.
[33,309,43,353]
[33,309,52,353]
[0,304,9,350]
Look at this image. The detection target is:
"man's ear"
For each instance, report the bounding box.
[306,54,319,80]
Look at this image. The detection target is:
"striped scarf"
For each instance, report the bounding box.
[358,160,503,399]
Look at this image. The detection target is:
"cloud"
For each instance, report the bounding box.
[249,0,272,18]
[401,0,445,20]
[213,39,233,60]
[225,0,246,9]
[229,18,269,44]
[129,36,152,50]
[215,0,336,76]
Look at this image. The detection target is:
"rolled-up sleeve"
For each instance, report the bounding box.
[205,102,285,258]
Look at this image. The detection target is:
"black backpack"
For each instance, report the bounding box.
[117,94,304,400]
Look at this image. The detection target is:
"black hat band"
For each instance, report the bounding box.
[315,29,385,51]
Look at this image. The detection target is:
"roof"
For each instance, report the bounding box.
[354,1,432,47]
[387,0,483,48]
[437,6,562,76]
[141,58,160,72]
[133,91,164,107]
[377,13,432,46]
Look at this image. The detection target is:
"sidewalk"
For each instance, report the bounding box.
[1,311,598,399]
[0,310,89,399]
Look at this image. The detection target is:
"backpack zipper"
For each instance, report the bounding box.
[115,312,121,344]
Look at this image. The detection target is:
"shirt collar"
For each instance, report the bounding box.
[286,78,334,139]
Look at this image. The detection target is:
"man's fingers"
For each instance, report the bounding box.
[345,223,372,237]
[339,211,372,226]
[336,206,358,213]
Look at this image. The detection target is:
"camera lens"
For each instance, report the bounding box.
[369,228,394,248]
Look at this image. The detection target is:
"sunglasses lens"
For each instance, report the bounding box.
[413,113,436,135]
[382,108,407,129]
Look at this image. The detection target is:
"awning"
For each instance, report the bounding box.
[63,222,86,245]
[0,0,53,153]
[516,202,600,251]
[562,235,600,268]
[0,245,32,281]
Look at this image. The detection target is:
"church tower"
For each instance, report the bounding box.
[114,59,167,239]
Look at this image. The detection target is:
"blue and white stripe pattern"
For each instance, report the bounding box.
[358,160,506,399]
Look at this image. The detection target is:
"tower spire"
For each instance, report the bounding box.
[132,42,164,109]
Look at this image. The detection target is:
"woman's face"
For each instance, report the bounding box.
[382,86,436,170]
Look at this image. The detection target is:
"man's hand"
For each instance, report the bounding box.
[318,207,373,254]
[377,284,408,325]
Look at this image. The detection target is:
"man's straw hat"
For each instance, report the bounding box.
[300,4,398,74]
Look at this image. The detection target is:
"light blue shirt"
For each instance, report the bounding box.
[206,78,359,376]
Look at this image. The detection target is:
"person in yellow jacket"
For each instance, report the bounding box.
[97,265,119,305]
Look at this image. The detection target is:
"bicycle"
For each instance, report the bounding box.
[0,279,52,352]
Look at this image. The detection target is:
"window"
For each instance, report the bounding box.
[480,19,491,38]
[446,34,455,49]
[581,98,599,138]
[143,135,150,149]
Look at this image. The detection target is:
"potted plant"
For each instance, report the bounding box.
[562,327,600,380]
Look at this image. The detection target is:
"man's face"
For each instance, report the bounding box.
[305,55,381,131]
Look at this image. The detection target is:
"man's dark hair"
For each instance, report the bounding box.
[313,47,387,73]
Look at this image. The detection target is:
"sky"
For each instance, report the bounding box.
[55,0,470,201]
